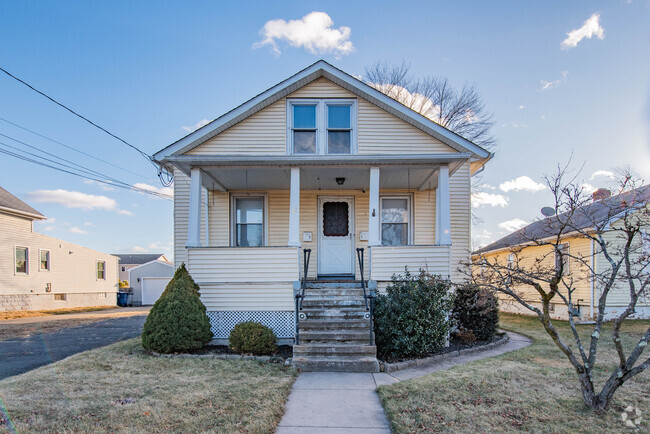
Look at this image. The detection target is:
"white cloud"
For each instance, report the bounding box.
[582,183,597,193]
[540,71,569,91]
[369,83,442,122]
[499,176,546,193]
[518,105,525,110]
[561,13,604,50]
[26,189,131,215]
[472,192,509,208]
[83,222,94,227]
[83,179,115,192]
[478,183,496,190]
[590,170,615,180]
[132,246,149,253]
[133,183,173,198]
[181,119,210,133]
[69,226,88,234]
[511,123,528,128]
[254,11,354,56]
[498,218,528,232]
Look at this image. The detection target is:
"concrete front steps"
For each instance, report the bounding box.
[293,282,379,373]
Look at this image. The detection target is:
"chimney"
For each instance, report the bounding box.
[592,188,611,202]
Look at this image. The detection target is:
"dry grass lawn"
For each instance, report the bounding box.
[0,338,297,433]
[0,305,117,320]
[377,313,649,433]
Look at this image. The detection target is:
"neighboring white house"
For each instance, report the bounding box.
[113,253,170,283]
[0,186,119,311]
[153,60,493,346]
[127,259,174,305]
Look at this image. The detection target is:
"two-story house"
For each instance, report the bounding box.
[153,60,492,371]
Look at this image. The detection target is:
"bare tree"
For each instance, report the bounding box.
[364,61,496,149]
[471,166,650,412]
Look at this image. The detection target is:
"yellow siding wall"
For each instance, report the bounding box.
[187,77,455,156]
[450,162,471,282]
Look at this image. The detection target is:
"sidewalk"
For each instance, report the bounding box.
[0,306,151,325]
[276,332,531,433]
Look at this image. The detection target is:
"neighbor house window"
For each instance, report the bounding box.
[288,99,355,155]
[233,196,265,247]
[54,294,66,301]
[380,197,410,246]
[507,254,514,269]
[15,247,28,274]
[97,261,106,280]
[121,266,125,272]
[40,250,50,271]
[555,243,570,275]
[641,230,650,274]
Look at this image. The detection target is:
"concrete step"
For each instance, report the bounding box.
[298,319,370,331]
[293,343,377,357]
[301,298,366,308]
[300,330,373,343]
[302,288,366,296]
[300,308,369,320]
[305,282,363,289]
[292,356,380,373]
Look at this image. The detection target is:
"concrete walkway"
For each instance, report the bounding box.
[276,332,531,433]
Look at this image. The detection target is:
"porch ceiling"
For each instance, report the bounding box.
[169,154,468,192]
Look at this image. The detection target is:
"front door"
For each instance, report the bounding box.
[318,196,354,276]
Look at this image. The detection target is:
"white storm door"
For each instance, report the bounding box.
[318,197,354,275]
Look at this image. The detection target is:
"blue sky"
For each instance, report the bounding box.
[1,1,648,258]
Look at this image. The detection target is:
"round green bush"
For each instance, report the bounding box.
[229,321,277,356]
[452,282,499,341]
[373,269,453,360]
[141,263,213,353]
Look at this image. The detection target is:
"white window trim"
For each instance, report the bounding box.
[39,249,51,272]
[96,260,106,280]
[14,245,29,275]
[286,98,357,155]
[230,193,269,247]
[379,195,413,246]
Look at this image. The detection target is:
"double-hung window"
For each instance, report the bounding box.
[641,230,650,274]
[233,196,266,247]
[40,249,50,271]
[289,99,355,154]
[380,197,410,246]
[97,261,106,280]
[15,246,28,274]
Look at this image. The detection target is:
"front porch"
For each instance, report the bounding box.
[176,154,465,339]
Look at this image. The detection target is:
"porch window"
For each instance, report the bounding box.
[380,197,410,246]
[234,197,265,247]
[291,104,317,154]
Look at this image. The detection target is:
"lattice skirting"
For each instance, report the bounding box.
[207,311,295,339]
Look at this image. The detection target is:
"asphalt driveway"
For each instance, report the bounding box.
[0,314,147,380]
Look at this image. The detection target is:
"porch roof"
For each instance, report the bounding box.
[168,154,469,191]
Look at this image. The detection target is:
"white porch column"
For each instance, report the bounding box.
[436,165,451,245]
[187,167,202,247]
[288,167,301,247]
[368,166,381,246]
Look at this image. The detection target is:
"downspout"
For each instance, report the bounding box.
[590,238,595,319]
[205,188,210,246]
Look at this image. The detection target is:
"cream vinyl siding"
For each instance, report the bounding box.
[199,283,294,311]
[370,245,451,283]
[414,190,436,244]
[187,77,456,156]
[0,210,118,311]
[173,169,207,267]
[449,162,471,282]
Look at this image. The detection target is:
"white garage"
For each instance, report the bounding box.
[127,260,174,306]
[142,277,171,305]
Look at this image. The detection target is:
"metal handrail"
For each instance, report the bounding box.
[299,249,311,310]
[356,248,369,310]
[356,248,375,345]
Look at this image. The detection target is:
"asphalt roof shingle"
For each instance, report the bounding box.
[113,253,167,265]
[0,186,44,218]
[475,185,650,255]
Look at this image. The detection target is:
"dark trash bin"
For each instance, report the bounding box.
[117,292,129,307]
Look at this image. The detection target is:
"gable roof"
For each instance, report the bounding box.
[475,185,650,255]
[0,186,45,220]
[113,253,167,265]
[154,60,492,164]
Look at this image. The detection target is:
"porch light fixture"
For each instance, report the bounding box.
[336,177,345,186]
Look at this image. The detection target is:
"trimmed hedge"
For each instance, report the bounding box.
[141,264,213,353]
[229,321,277,356]
[373,269,453,360]
[452,282,499,341]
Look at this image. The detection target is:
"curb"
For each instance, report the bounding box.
[149,350,293,366]
[379,333,510,373]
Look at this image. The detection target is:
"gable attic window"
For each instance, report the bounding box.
[288,99,356,155]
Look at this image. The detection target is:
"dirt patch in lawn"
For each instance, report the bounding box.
[0,305,117,320]
[0,338,297,433]
[188,344,293,359]
[377,314,649,433]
